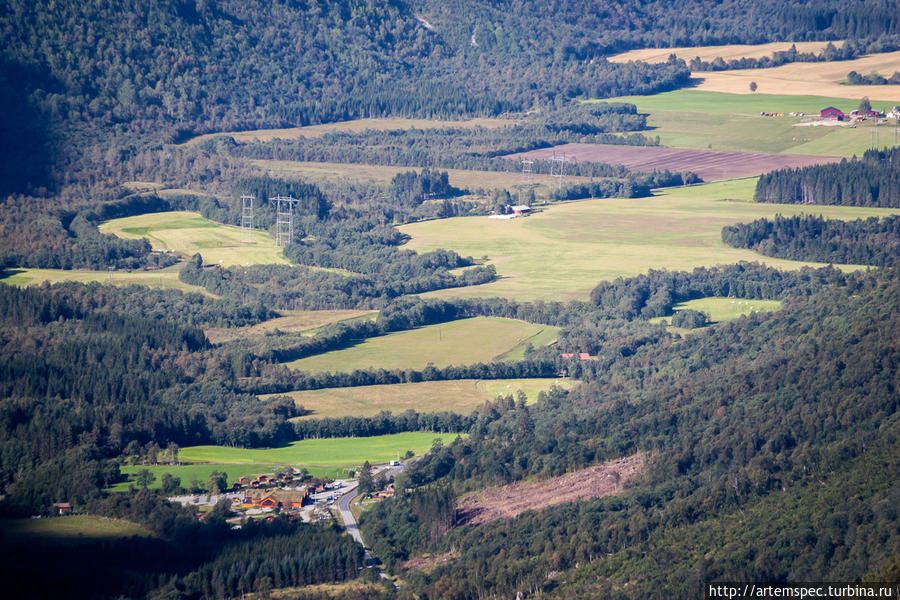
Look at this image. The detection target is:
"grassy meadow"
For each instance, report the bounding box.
[205,309,376,344]
[665,297,782,324]
[400,178,899,302]
[285,317,558,373]
[184,116,514,146]
[270,378,574,420]
[0,264,208,294]
[604,90,899,156]
[99,210,289,266]
[0,515,152,541]
[179,432,462,466]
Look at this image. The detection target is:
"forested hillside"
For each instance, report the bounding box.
[362,267,900,599]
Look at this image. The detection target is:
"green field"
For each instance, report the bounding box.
[271,378,574,419]
[603,90,898,156]
[285,317,558,373]
[0,264,208,293]
[651,297,783,326]
[0,515,152,541]
[99,210,288,266]
[179,432,462,466]
[400,178,899,302]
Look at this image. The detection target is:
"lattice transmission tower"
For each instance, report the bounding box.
[273,195,299,247]
[241,195,254,242]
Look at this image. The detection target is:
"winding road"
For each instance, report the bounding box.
[337,464,406,569]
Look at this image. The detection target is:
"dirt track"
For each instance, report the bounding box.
[506,143,841,182]
[455,453,646,527]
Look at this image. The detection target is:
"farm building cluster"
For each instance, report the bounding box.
[818,105,900,121]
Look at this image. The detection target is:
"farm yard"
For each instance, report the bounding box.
[269,378,573,420]
[402,179,899,302]
[505,143,841,181]
[604,90,900,156]
[285,317,559,373]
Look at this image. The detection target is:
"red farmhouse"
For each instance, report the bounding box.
[820,107,845,120]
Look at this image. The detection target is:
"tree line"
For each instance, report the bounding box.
[754,148,900,207]
[722,214,900,266]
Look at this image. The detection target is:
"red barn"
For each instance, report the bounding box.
[820,107,845,120]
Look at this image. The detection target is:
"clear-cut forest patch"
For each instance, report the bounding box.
[455,453,646,527]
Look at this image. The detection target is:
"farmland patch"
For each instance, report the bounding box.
[285,317,559,373]
[270,378,573,420]
[401,179,899,302]
[99,210,288,266]
[505,143,840,182]
[205,309,376,344]
[609,42,836,65]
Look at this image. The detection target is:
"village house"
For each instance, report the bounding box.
[820,107,845,120]
[51,502,72,515]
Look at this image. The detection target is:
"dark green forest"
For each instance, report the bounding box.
[723,214,900,266]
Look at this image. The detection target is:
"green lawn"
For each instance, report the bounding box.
[399,178,899,302]
[601,90,896,156]
[179,432,462,466]
[99,210,288,266]
[0,515,152,541]
[271,378,573,420]
[285,317,558,373]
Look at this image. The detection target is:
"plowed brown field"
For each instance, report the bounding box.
[506,143,841,182]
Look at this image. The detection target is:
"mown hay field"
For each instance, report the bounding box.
[99,210,288,266]
[608,41,836,65]
[269,378,573,420]
[664,297,783,324]
[285,317,559,373]
[692,50,900,102]
[400,179,900,302]
[183,117,515,146]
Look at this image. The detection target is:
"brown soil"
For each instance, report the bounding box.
[455,453,646,527]
[506,143,841,182]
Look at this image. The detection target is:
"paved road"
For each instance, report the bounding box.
[337,464,405,568]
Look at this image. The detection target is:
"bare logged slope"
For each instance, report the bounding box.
[455,453,646,527]
[507,144,841,182]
